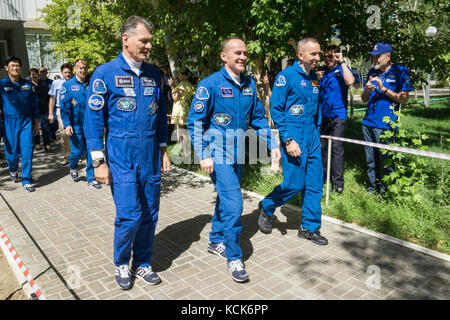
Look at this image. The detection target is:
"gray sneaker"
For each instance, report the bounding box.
[258,201,274,234]
[115,265,132,290]
[227,259,249,283]
[131,266,161,285]
[207,242,227,260]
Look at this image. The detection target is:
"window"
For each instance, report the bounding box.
[0,40,8,69]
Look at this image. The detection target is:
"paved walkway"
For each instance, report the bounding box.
[0,145,449,300]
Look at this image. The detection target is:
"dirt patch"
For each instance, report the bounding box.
[0,251,27,300]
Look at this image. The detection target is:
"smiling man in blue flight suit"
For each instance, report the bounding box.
[187,37,281,283]
[0,57,40,192]
[361,42,413,194]
[60,59,101,189]
[84,16,171,290]
[258,38,329,246]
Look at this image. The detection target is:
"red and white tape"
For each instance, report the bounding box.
[321,135,450,161]
[0,227,46,300]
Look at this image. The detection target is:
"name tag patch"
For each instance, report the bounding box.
[117,98,136,112]
[141,77,156,87]
[196,86,210,100]
[71,85,80,91]
[123,88,136,97]
[144,87,154,96]
[193,101,205,113]
[243,87,253,96]
[221,87,234,98]
[213,113,231,126]
[148,99,159,115]
[290,105,304,116]
[115,76,134,88]
[88,94,105,111]
[20,85,31,91]
[92,79,107,94]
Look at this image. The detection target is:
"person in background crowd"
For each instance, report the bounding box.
[48,63,73,164]
[319,44,355,194]
[361,42,413,195]
[0,57,40,192]
[30,68,52,152]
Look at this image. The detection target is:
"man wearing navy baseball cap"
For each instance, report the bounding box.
[361,42,414,194]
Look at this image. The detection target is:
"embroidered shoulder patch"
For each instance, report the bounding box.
[289,105,304,116]
[196,86,210,100]
[213,113,231,126]
[117,97,136,112]
[92,79,107,94]
[275,75,286,86]
[193,101,205,113]
[88,94,105,111]
[221,87,234,98]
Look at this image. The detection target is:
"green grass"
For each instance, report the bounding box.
[168,100,450,254]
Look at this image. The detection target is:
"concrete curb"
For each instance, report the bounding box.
[173,165,450,263]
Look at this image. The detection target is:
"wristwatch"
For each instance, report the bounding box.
[92,158,105,168]
[284,138,293,146]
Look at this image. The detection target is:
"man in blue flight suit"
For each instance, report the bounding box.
[0,57,40,192]
[319,44,355,194]
[361,42,413,194]
[187,37,281,283]
[84,16,170,290]
[258,38,329,246]
[60,59,101,189]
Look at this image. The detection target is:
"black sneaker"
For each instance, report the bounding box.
[69,169,78,182]
[10,171,18,183]
[88,181,102,189]
[298,227,328,246]
[258,201,274,234]
[23,184,35,193]
[207,242,227,260]
[227,260,249,283]
[131,266,161,285]
[115,265,132,290]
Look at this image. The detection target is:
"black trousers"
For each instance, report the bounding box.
[320,117,346,189]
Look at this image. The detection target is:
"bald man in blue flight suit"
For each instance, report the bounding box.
[187,37,281,283]
[258,38,329,246]
[84,16,170,290]
[0,57,40,192]
[60,59,101,189]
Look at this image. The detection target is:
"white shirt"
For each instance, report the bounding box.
[226,68,241,86]
[48,78,66,108]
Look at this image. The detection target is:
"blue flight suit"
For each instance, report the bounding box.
[0,77,39,185]
[362,62,413,192]
[187,66,275,261]
[59,76,94,182]
[84,52,168,268]
[261,61,323,233]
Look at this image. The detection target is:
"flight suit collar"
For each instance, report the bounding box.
[117,51,142,75]
[221,66,249,88]
[294,60,312,78]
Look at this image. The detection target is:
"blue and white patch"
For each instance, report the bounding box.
[289,105,304,116]
[313,87,319,94]
[115,76,134,88]
[144,87,154,96]
[20,84,31,91]
[275,75,286,87]
[196,86,209,100]
[221,87,234,98]
[243,87,253,96]
[123,87,136,97]
[385,79,396,83]
[88,94,105,111]
[4,87,13,92]
[193,101,205,113]
[213,113,231,126]
[71,85,80,91]
[92,79,107,94]
[148,99,159,115]
[141,77,156,87]
[301,80,307,87]
[60,86,67,94]
[117,98,136,112]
